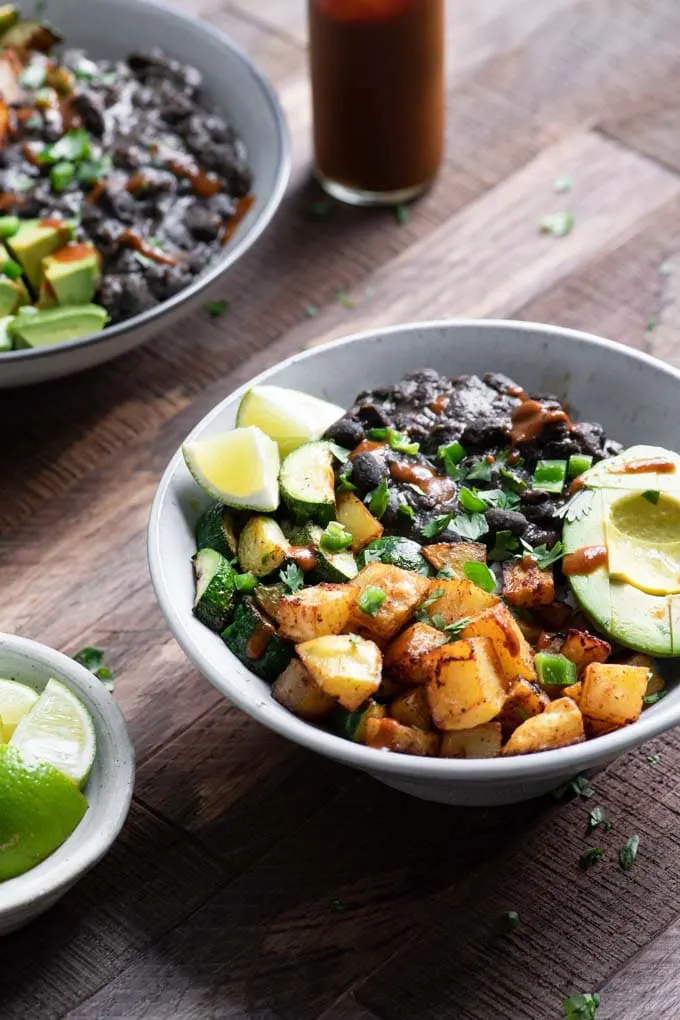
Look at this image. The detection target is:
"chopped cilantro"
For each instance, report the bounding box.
[619,834,640,871]
[398,503,416,522]
[362,547,384,564]
[304,304,319,318]
[443,617,471,639]
[644,690,667,705]
[647,753,661,765]
[206,299,229,318]
[437,565,456,579]
[39,127,92,165]
[520,538,565,569]
[562,993,600,1019]
[336,288,356,309]
[646,316,657,331]
[499,466,528,492]
[279,563,304,593]
[552,774,596,800]
[330,897,345,912]
[488,530,520,562]
[466,459,493,482]
[366,478,390,519]
[588,806,611,831]
[394,203,410,224]
[73,646,114,692]
[504,910,520,930]
[422,514,453,539]
[476,488,520,510]
[642,490,660,504]
[553,175,573,194]
[579,847,604,870]
[357,586,387,617]
[451,513,488,540]
[463,562,496,593]
[540,210,574,237]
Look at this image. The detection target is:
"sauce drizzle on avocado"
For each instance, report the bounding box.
[562,545,608,576]
[611,456,677,474]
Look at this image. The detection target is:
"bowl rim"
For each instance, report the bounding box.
[148,317,680,783]
[1,0,292,364]
[0,632,135,916]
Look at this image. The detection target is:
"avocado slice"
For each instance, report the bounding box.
[8,304,109,348]
[42,243,100,306]
[0,6,18,38]
[7,219,73,291]
[563,445,680,656]
[0,275,25,315]
[0,313,13,351]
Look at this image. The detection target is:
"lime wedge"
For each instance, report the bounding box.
[10,678,96,787]
[0,678,39,741]
[0,744,88,881]
[183,425,280,511]
[236,385,345,456]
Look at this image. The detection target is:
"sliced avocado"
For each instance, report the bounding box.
[7,219,72,291]
[580,444,680,493]
[0,313,13,351]
[42,243,100,306]
[0,19,61,55]
[0,275,23,315]
[9,304,108,348]
[0,6,18,38]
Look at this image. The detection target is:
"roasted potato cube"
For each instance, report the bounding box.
[272,659,335,720]
[422,541,486,576]
[499,678,550,732]
[350,563,431,641]
[502,560,555,607]
[561,630,611,672]
[383,622,448,685]
[501,697,584,755]
[440,722,502,758]
[566,680,582,706]
[297,633,382,711]
[461,603,537,684]
[389,686,433,730]
[336,491,384,553]
[278,583,357,643]
[364,717,440,756]
[624,653,665,696]
[425,637,507,730]
[580,663,649,730]
[422,577,499,626]
[536,632,565,654]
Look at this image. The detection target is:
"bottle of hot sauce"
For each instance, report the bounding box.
[308,0,445,206]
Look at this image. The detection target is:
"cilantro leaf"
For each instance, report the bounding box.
[540,209,575,237]
[504,910,520,930]
[642,489,660,504]
[619,835,640,871]
[206,299,229,318]
[520,538,565,569]
[451,513,488,540]
[562,993,600,1019]
[579,847,604,870]
[422,514,452,539]
[73,646,114,692]
[279,563,304,593]
[644,690,667,705]
[466,459,493,482]
[488,530,520,562]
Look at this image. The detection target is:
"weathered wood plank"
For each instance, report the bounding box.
[317,994,383,1020]
[597,915,680,1020]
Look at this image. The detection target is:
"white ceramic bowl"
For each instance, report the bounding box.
[0,633,134,935]
[0,0,290,389]
[148,319,680,806]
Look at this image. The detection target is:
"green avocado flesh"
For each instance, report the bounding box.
[7,220,72,291]
[9,304,109,348]
[563,445,680,656]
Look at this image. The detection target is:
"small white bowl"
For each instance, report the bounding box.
[148,319,680,806]
[0,633,134,935]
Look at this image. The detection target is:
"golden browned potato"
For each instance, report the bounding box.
[350,563,431,641]
[272,659,336,720]
[580,662,649,730]
[501,697,584,755]
[335,491,384,553]
[502,561,555,607]
[297,633,382,711]
[425,637,507,730]
[564,680,582,706]
[383,622,448,685]
[561,630,611,672]
[278,583,357,642]
[623,652,665,696]
[499,678,550,732]
[364,717,440,756]
[422,577,500,626]
[440,722,503,758]
[422,541,486,576]
[461,603,537,684]
[389,686,433,730]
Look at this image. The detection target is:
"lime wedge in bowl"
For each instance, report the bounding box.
[236,385,344,456]
[0,678,39,741]
[10,678,96,788]
[183,425,280,511]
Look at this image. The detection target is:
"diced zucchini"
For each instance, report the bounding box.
[222,598,292,682]
[280,440,336,525]
[357,536,431,575]
[192,548,238,632]
[288,521,357,582]
[333,700,386,742]
[335,491,384,552]
[237,515,289,577]
[195,503,239,558]
[254,582,286,623]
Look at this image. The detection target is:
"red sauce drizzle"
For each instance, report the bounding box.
[610,457,676,474]
[222,194,256,244]
[349,440,386,460]
[50,242,99,264]
[245,619,276,659]
[507,383,528,399]
[21,141,43,167]
[0,193,23,210]
[167,155,221,198]
[429,393,449,415]
[562,546,608,576]
[126,173,147,194]
[506,449,521,466]
[510,399,569,445]
[389,460,455,501]
[569,475,586,494]
[287,546,319,572]
[118,229,177,266]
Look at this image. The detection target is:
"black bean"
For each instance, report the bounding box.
[351,452,388,492]
[461,416,511,450]
[485,508,528,536]
[184,203,222,242]
[324,416,365,449]
[523,523,560,548]
[71,89,106,136]
[355,403,391,429]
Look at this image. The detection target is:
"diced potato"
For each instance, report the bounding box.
[561,629,611,672]
[383,622,448,685]
[501,697,585,755]
[580,662,649,730]
[502,561,555,607]
[566,680,582,706]
[297,633,382,712]
[376,674,402,699]
[389,686,433,730]
[499,678,550,732]
[350,563,431,641]
[440,722,503,758]
[272,659,335,720]
[278,583,357,643]
[461,603,537,684]
[335,491,384,553]
[425,637,507,731]
[624,653,665,696]
[422,577,499,626]
[422,541,486,576]
[364,717,440,756]
[237,515,289,577]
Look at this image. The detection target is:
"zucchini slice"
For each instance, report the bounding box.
[195,503,239,558]
[280,441,336,525]
[237,516,289,577]
[288,522,358,583]
[222,598,293,683]
[357,536,431,575]
[192,548,238,631]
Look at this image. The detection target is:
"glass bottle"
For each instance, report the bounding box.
[308,0,445,206]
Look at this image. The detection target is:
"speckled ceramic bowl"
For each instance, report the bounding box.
[148,319,680,805]
[0,633,134,935]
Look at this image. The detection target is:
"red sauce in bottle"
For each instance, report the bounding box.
[562,546,608,576]
[510,399,570,445]
[308,0,445,200]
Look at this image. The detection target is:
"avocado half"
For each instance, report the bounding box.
[563,444,680,657]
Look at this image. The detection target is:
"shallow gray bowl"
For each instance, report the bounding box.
[0,0,290,389]
[0,633,134,935]
[148,320,680,806]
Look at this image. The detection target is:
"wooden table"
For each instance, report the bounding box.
[3,1,680,1016]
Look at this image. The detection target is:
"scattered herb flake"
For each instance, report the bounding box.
[422,514,453,539]
[646,316,657,331]
[73,646,114,692]
[398,503,416,522]
[206,299,229,318]
[304,304,319,318]
[554,489,595,524]
[279,563,304,594]
[553,175,573,194]
[540,210,575,238]
[520,538,565,569]
[336,288,356,309]
[644,690,667,705]
[466,458,493,482]
[366,478,389,520]
[394,203,410,224]
[443,616,471,640]
[330,897,345,912]
[357,586,387,617]
[642,489,660,504]
[362,547,384,564]
[552,774,596,800]
[588,806,607,830]
[463,561,497,593]
[647,753,661,765]
[504,910,520,930]
[619,834,640,871]
[488,529,520,562]
[451,512,489,541]
[562,993,600,1019]
[579,847,604,870]
[437,565,456,580]
[309,199,333,219]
